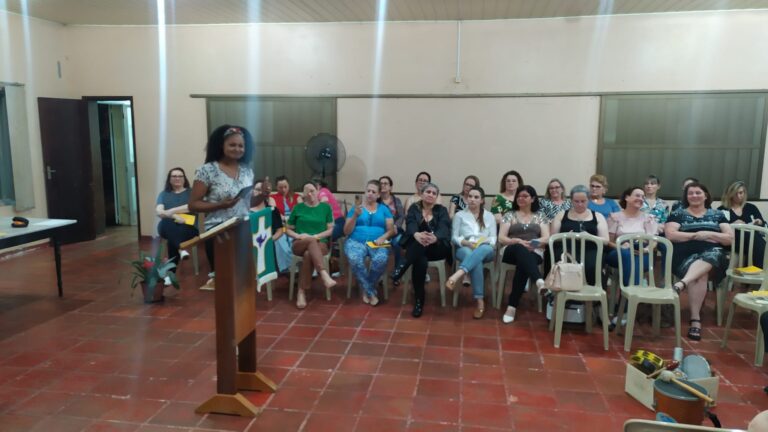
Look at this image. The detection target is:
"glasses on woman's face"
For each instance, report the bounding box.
[590,184,603,189]
[548,185,561,190]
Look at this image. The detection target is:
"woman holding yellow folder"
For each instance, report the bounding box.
[156,167,199,283]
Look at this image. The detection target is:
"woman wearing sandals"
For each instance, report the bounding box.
[286,180,337,309]
[446,186,497,319]
[665,182,732,340]
[343,180,395,306]
[498,185,549,324]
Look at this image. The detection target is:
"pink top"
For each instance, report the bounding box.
[607,211,658,239]
[318,187,343,219]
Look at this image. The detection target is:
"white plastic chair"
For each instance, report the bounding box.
[720,224,768,326]
[721,291,768,366]
[623,419,745,432]
[288,249,333,301]
[614,234,681,352]
[546,232,610,350]
[400,259,448,307]
[495,246,544,312]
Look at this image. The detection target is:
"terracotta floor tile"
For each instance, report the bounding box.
[10,390,72,416]
[0,413,43,432]
[326,372,374,393]
[354,416,407,432]
[248,408,306,432]
[347,342,387,357]
[284,325,323,339]
[147,401,200,427]
[506,385,557,407]
[337,355,382,374]
[461,382,508,404]
[462,349,501,366]
[462,336,500,351]
[582,356,627,375]
[355,329,392,344]
[271,337,315,352]
[296,353,342,370]
[314,390,367,414]
[369,375,418,397]
[360,394,413,419]
[411,396,459,423]
[555,389,608,413]
[267,386,320,411]
[425,334,462,348]
[406,421,459,432]
[547,370,597,392]
[500,338,538,353]
[461,364,503,382]
[542,354,588,372]
[309,339,351,355]
[380,358,421,376]
[422,347,462,363]
[417,378,461,399]
[280,369,332,390]
[384,344,423,360]
[509,406,564,432]
[303,412,357,432]
[460,401,512,429]
[317,327,357,341]
[389,332,427,346]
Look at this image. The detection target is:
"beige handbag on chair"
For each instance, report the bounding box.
[544,252,584,291]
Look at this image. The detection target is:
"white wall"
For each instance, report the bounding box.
[5,9,768,235]
[0,11,75,218]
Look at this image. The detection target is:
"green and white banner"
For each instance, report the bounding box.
[250,208,277,286]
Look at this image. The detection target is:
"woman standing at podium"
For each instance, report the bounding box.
[188,125,255,290]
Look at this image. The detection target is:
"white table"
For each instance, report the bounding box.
[0,218,77,297]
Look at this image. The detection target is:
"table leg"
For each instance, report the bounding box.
[53,236,63,297]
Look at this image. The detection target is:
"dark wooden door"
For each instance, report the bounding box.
[38,97,96,244]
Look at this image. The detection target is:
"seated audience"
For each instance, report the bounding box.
[285,180,337,309]
[156,167,199,285]
[670,177,699,213]
[316,178,345,241]
[498,185,549,324]
[379,175,405,270]
[392,182,451,318]
[250,178,286,271]
[587,174,620,219]
[448,175,480,218]
[550,184,609,286]
[404,171,443,214]
[343,180,394,306]
[539,178,571,222]
[642,174,668,231]
[666,182,732,340]
[606,186,659,287]
[491,170,524,225]
[718,180,765,267]
[447,186,497,319]
[271,175,302,221]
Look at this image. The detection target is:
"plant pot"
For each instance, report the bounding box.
[141,282,164,304]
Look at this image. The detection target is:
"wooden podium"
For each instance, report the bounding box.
[181,217,276,417]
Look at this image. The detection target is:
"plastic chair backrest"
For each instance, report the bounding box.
[615,233,673,290]
[730,223,768,269]
[623,418,744,432]
[548,231,605,289]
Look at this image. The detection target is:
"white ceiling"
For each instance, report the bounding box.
[1,0,767,25]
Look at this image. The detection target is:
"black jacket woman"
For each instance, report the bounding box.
[392,182,451,318]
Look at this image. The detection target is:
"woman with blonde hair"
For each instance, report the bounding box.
[539,178,571,222]
[587,174,620,219]
[718,180,765,267]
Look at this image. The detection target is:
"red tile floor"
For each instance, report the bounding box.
[0,227,767,431]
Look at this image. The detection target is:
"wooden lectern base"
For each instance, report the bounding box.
[195,393,260,417]
[237,371,278,392]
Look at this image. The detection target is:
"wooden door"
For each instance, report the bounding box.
[38,97,96,244]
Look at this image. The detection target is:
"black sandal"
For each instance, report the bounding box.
[673,280,687,295]
[687,319,702,341]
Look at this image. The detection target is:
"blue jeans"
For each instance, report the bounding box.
[606,248,649,286]
[456,244,496,299]
[344,238,390,297]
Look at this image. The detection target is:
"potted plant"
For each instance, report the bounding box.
[128,244,179,303]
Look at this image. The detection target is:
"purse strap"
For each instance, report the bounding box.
[560,252,577,264]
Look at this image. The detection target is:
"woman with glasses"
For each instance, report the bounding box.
[189,125,255,290]
[448,175,480,218]
[343,180,394,306]
[156,167,199,285]
[392,182,452,318]
[539,178,571,222]
[404,171,442,214]
[491,170,524,225]
[587,174,620,219]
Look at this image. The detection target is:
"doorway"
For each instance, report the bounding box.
[95,101,138,228]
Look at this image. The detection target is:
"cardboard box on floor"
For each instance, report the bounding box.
[624,363,720,410]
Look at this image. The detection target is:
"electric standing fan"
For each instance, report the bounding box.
[304,133,347,180]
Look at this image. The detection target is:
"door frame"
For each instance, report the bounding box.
[82,96,142,241]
